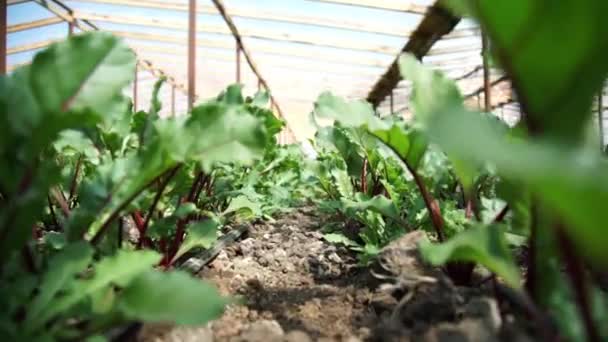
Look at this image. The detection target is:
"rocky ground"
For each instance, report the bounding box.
[137,207,533,342]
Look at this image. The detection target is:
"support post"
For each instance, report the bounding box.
[257,78,261,92]
[68,10,74,36]
[236,40,241,83]
[133,65,138,112]
[171,85,176,117]
[389,90,394,114]
[187,0,196,111]
[0,0,6,75]
[482,31,491,112]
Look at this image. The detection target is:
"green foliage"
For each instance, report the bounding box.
[419,225,520,288]
[0,32,298,340]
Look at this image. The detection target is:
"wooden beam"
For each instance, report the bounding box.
[71,0,441,38]
[307,0,427,14]
[131,46,382,78]
[74,11,478,57]
[7,0,31,5]
[367,2,461,107]
[7,16,63,33]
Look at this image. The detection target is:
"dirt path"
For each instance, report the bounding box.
[138,207,532,342]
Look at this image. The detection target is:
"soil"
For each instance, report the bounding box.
[137,207,534,342]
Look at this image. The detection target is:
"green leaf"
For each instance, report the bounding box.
[185,102,268,171]
[36,250,161,327]
[429,108,608,265]
[171,219,219,263]
[313,92,384,130]
[323,233,358,247]
[371,124,428,170]
[31,32,135,115]
[119,270,228,325]
[26,242,94,324]
[472,0,608,140]
[174,202,198,219]
[419,225,521,288]
[222,195,262,219]
[398,54,464,124]
[342,194,401,222]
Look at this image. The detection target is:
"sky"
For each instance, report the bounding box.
[7,0,483,140]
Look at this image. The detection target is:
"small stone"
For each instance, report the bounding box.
[327,252,342,264]
[284,330,312,342]
[240,320,284,342]
[258,256,270,267]
[238,238,256,256]
[463,297,502,332]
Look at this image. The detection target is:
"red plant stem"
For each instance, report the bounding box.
[194,173,210,203]
[90,166,178,246]
[188,172,204,202]
[50,188,70,218]
[68,154,83,204]
[378,140,445,241]
[465,198,474,219]
[138,166,181,248]
[556,228,601,342]
[166,169,207,264]
[411,169,445,241]
[47,195,61,230]
[493,204,510,223]
[361,158,368,193]
[131,211,145,232]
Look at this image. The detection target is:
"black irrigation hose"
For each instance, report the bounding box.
[106,223,250,342]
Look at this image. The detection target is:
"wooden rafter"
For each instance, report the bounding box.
[8,16,63,33]
[307,0,427,14]
[366,1,462,107]
[74,11,477,56]
[70,0,435,37]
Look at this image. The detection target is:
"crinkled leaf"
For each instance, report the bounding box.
[419,225,521,288]
[36,250,161,327]
[26,242,94,325]
[119,270,228,325]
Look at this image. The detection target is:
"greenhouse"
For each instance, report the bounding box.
[1,0,608,341]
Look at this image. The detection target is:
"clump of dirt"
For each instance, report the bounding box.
[137,207,533,342]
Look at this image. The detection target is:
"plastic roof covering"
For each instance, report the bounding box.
[7,0,520,141]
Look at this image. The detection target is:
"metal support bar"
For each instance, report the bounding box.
[482,31,491,112]
[171,85,176,116]
[187,0,196,110]
[236,40,241,83]
[133,65,138,111]
[0,0,6,75]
